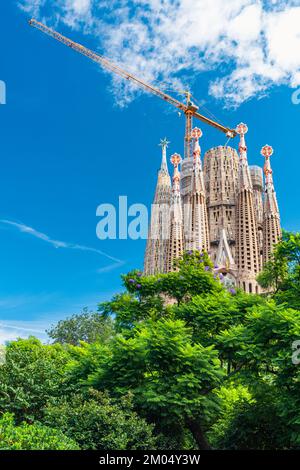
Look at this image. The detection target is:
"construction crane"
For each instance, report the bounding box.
[29,19,237,159]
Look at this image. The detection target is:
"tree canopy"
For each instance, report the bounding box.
[0,238,299,450]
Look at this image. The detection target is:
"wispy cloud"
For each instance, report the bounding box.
[0,322,45,334]
[0,289,118,344]
[0,219,124,266]
[0,320,48,344]
[21,0,300,107]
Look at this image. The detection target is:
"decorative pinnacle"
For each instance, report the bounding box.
[159,137,170,149]
[236,123,248,135]
[191,127,203,140]
[261,144,273,158]
[170,153,182,168]
[191,127,202,161]
[191,127,203,139]
[262,145,274,178]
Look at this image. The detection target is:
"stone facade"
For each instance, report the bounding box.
[144,126,281,293]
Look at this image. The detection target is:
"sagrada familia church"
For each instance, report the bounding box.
[144,123,281,293]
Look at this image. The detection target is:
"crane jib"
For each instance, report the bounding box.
[29,18,237,138]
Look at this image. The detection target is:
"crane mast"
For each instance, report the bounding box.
[29,19,237,159]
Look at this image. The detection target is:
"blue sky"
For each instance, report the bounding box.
[1,0,300,343]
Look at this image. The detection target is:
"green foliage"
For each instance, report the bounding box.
[215,302,300,448]
[0,246,299,449]
[47,308,114,345]
[122,251,221,305]
[212,386,294,450]
[175,290,265,345]
[216,301,300,369]
[100,292,165,332]
[0,337,71,422]
[208,384,253,447]
[68,317,224,448]
[44,390,156,450]
[0,413,79,450]
[258,230,300,309]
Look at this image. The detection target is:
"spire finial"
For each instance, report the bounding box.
[170,153,182,189]
[159,137,170,172]
[170,152,181,169]
[236,123,248,135]
[261,144,273,159]
[159,137,170,149]
[191,127,202,140]
[236,123,248,158]
[191,127,202,160]
[261,144,274,182]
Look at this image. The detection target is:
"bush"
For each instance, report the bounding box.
[44,390,156,450]
[0,413,79,450]
[0,338,71,422]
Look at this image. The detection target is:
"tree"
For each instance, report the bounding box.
[122,251,221,306]
[0,413,79,450]
[257,231,300,309]
[100,292,166,333]
[210,386,291,450]
[216,301,300,448]
[1,247,299,450]
[47,308,114,345]
[175,290,265,346]
[0,337,71,422]
[44,389,156,450]
[68,318,225,449]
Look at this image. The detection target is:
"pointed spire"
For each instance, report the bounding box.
[215,228,235,269]
[191,127,205,193]
[152,138,171,203]
[236,122,248,156]
[170,152,182,195]
[261,145,281,264]
[192,127,202,159]
[159,137,170,173]
[236,122,253,190]
[167,152,184,271]
[261,144,279,215]
[262,144,274,186]
[144,139,171,275]
[185,127,209,252]
[235,122,261,293]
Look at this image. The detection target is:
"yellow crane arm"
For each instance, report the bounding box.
[29,19,237,138]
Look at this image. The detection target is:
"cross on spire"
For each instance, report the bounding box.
[159,137,170,149]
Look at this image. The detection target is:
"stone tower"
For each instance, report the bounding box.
[235,123,261,293]
[144,139,171,274]
[167,153,184,272]
[261,144,281,264]
[185,127,209,253]
[203,145,239,266]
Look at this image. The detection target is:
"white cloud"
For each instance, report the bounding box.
[19,0,46,17]
[21,1,300,106]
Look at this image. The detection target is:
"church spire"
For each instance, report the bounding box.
[236,122,253,189]
[191,127,205,192]
[235,123,260,293]
[185,127,209,252]
[159,137,169,173]
[144,138,171,275]
[261,144,281,264]
[167,153,184,271]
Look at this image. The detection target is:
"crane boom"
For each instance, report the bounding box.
[29,18,237,156]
